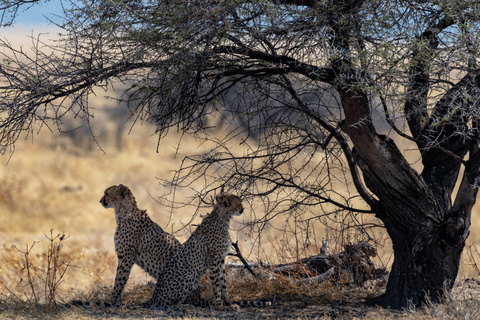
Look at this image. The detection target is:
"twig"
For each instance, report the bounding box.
[228,241,258,278]
[0,279,22,302]
[293,267,335,284]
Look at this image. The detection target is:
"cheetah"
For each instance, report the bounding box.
[100,184,181,307]
[143,194,243,310]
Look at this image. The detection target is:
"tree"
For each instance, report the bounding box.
[0,0,43,26]
[1,0,480,309]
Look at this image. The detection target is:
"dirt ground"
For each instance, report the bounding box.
[0,295,389,319]
[2,279,480,320]
[64,296,375,320]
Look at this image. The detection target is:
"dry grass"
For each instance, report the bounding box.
[0,125,478,319]
[0,91,476,319]
[1,23,480,319]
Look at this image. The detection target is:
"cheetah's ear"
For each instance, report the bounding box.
[216,194,227,206]
[118,184,130,198]
[216,194,231,207]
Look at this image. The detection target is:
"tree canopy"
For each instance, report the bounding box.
[1,0,480,309]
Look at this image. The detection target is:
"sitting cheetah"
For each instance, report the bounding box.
[100,184,181,306]
[143,194,243,310]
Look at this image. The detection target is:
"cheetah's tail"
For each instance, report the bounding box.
[70,300,115,308]
[236,299,273,308]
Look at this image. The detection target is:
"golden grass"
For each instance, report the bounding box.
[0,26,478,320]
[0,125,476,319]
[0,109,478,319]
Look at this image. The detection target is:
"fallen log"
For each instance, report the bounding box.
[292,267,336,285]
[227,241,388,286]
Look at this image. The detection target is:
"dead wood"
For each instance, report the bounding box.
[227,241,388,286]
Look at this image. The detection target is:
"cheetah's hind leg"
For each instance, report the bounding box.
[183,287,211,308]
[141,299,172,312]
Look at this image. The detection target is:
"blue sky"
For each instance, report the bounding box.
[9,1,65,28]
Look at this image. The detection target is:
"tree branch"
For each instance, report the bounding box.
[404,17,455,141]
[229,241,258,278]
[420,71,480,195]
[279,75,377,208]
[213,45,336,84]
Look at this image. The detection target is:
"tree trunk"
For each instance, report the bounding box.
[339,90,472,308]
[351,134,472,309]
[333,46,480,306]
[378,213,466,308]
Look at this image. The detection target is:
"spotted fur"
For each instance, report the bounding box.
[143,194,243,310]
[100,184,181,307]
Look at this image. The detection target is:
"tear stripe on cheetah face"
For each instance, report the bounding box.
[143,194,244,310]
[100,184,181,307]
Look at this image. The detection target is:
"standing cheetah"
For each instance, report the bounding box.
[143,194,243,309]
[100,184,181,306]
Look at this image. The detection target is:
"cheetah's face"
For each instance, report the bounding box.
[215,194,244,217]
[100,184,130,209]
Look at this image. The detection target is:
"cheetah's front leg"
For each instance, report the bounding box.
[219,258,231,306]
[209,258,231,309]
[111,256,135,307]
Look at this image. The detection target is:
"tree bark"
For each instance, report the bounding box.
[336,78,473,308]
[379,217,465,308]
[353,137,469,308]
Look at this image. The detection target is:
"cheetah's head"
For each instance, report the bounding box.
[100,184,135,209]
[215,194,244,217]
